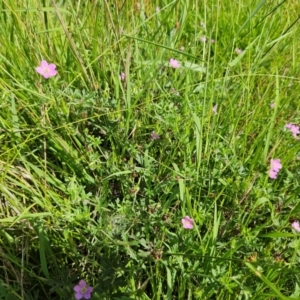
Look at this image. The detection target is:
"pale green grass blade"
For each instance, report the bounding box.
[263,69,279,161]
[238,0,266,33]
[0,212,51,223]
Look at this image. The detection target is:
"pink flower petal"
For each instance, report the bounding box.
[50,70,57,77]
[74,285,81,292]
[292,221,300,232]
[36,67,44,75]
[79,280,87,287]
[43,73,50,79]
[41,60,48,68]
[75,293,83,300]
[269,169,278,179]
[49,63,56,68]
[83,293,92,299]
[169,58,180,69]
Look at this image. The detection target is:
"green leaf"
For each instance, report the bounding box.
[259,232,295,238]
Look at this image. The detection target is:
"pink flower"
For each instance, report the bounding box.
[212,104,218,114]
[119,72,126,81]
[211,39,215,43]
[292,221,300,232]
[285,123,300,138]
[151,131,160,140]
[36,60,57,78]
[200,36,207,42]
[235,48,243,55]
[73,280,93,300]
[269,158,282,179]
[270,159,282,172]
[270,102,275,108]
[169,58,180,69]
[181,216,194,229]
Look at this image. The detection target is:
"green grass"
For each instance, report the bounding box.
[1,0,300,299]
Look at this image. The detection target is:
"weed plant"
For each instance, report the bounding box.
[0,0,300,299]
